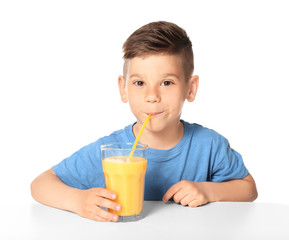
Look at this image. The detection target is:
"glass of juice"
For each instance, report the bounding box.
[101,143,147,222]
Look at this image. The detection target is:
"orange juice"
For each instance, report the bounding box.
[102,156,147,216]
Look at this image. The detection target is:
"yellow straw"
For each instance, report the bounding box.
[129,114,151,161]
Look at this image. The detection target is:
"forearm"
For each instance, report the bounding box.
[30,169,81,213]
[204,174,258,203]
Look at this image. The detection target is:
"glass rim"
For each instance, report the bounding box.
[100,142,148,151]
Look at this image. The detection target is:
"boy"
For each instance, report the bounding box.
[31,21,258,222]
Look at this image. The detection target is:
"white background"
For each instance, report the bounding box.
[0,0,288,207]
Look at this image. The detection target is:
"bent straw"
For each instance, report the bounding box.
[129,114,151,161]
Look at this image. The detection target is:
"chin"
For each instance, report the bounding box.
[146,121,169,133]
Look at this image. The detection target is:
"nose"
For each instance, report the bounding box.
[144,86,160,103]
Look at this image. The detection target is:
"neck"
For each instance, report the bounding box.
[133,120,184,150]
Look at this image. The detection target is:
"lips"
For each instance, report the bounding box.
[146,112,164,117]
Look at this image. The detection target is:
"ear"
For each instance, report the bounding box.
[118,75,128,103]
[186,75,199,102]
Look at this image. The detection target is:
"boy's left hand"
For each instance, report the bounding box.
[162,180,209,207]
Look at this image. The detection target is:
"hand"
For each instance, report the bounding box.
[75,188,121,222]
[162,180,209,207]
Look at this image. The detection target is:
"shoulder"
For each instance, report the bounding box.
[73,123,133,157]
[93,123,133,146]
[182,120,228,145]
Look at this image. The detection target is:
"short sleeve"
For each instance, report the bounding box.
[52,141,105,189]
[211,137,249,182]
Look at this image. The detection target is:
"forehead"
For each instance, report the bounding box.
[126,54,185,78]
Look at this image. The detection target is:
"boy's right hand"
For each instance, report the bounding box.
[75,188,121,222]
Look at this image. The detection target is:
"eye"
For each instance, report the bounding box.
[161,81,173,86]
[134,81,145,87]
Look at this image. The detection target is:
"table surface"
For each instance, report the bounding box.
[2,201,289,240]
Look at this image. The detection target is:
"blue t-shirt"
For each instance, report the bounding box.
[52,121,248,200]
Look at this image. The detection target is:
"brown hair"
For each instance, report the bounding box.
[122,21,194,81]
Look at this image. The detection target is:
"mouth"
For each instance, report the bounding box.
[146,112,164,117]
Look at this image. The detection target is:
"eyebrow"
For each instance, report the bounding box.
[162,73,180,79]
[129,74,144,79]
[129,73,180,79]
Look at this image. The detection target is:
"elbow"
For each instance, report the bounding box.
[248,189,258,202]
[250,187,258,202]
[248,180,258,202]
[242,173,258,202]
[30,169,57,203]
[30,177,38,201]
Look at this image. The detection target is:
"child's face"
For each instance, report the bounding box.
[118,54,198,132]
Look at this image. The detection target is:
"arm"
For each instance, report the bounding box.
[163,174,258,207]
[203,173,258,202]
[30,169,121,221]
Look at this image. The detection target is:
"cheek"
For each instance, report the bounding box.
[127,92,142,110]
[164,93,185,110]
[128,91,140,102]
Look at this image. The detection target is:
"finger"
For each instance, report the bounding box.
[172,190,189,204]
[89,213,110,222]
[162,182,183,202]
[95,196,121,212]
[180,194,194,206]
[188,199,202,208]
[90,205,119,222]
[94,188,117,200]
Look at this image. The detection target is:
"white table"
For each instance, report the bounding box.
[2,201,289,239]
